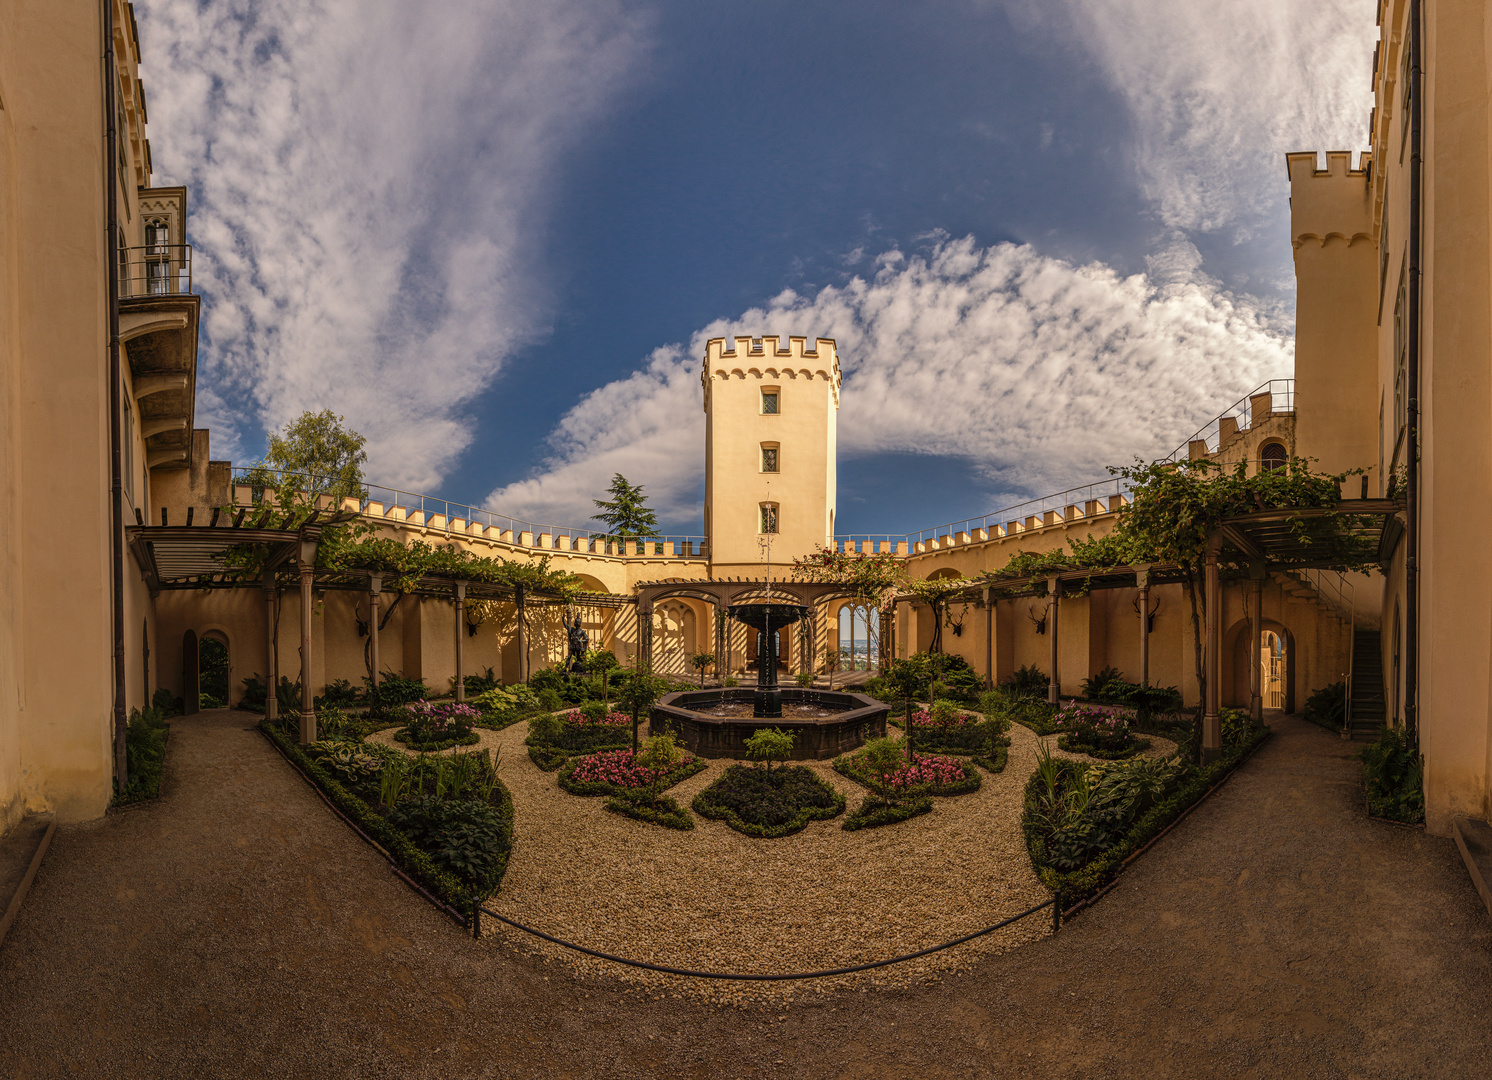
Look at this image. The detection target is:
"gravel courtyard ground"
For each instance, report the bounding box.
[0,710,1487,1079]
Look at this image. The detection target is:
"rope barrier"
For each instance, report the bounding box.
[475,897,1054,981]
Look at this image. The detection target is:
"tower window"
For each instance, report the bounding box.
[1260,442,1287,472]
[761,390,779,414]
[760,504,779,534]
[761,445,779,473]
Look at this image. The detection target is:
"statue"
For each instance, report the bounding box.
[566,612,589,674]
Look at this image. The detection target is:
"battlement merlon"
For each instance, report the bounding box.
[1287,151,1375,246]
[700,335,842,409]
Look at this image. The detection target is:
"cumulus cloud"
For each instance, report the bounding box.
[136,0,647,485]
[1011,0,1376,236]
[486,236,1293,530]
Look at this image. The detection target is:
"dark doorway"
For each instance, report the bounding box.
[200,635,229,709]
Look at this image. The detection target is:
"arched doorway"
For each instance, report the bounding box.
[199,633,230,709]
[837,604,880,671]
[747,626,789,672]
[1260,630,1286,710]
[654,601,696,676]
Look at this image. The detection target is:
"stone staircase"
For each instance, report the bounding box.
[1347,628,1387,741]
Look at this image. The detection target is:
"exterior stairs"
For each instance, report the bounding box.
[1347,628,1387,741]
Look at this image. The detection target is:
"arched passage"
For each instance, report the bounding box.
[199,632,230,709]
[653,600,698,676]
[1224,616,1295,714]
[836,602,880,671]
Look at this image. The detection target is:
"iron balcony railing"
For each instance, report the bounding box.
[1159,379,1295,463]
[229,469,709,558]
[119,243,193,298]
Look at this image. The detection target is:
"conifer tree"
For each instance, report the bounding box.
[591,473,660,539]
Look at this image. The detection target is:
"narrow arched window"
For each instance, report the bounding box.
[760,503,779,534]
[1260,442,1287,472]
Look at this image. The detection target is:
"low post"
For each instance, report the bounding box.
[1047,577,1060,705]
[298,533,319,745]
[454,581,467,703]
[1202,540,1222,763]
[263,569,278,724]
[1052,890,1062,933]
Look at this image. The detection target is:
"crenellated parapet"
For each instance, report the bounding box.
[701,335,841,410]
[1286,151,1374,250]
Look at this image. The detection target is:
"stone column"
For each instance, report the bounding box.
[1136,567,1151,687]
[368,573,383,689]
[983,586,994,690]
[1250,571,1264,725]
[515,586,528,683]
[1047,577,1060,705]
[454,581,467,703]
[1202,542,1222,763]
[262,569,278,724]
[297,535,319,745]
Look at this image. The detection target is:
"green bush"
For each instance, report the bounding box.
[1056,733,1152,760]
[605,787,694,830]
[743,726,796,772]
[1079,666,1128,700]
[833,750,981,797]
[1361,727,1424,823]
[315,678,360,710]
[1003,664,1049,698]
[1023,727,1269,904]
[114,707,170,805]
[1303,681,1347,732]
[842,794,933,831]
[971,744,1009,775]
[461,667,500,696]
[362,672,428,718]
[980,687,1060,734]
[386,795,509,888]
[692,764,844,838]
[259,722,513,913]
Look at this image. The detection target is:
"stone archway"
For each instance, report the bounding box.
[1224,616,1295,714]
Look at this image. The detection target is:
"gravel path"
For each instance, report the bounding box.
[376,717,1052,1004]
[0,710,1488,1079]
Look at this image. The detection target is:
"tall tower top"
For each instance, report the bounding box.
[701,335,840,573]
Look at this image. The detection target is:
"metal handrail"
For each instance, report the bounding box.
[119,243,193,298]
[1159,379,1295,463]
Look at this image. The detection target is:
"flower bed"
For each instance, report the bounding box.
[557,748,706,797]
[834,750,982,797]
[525,707,632,771]
[692,764,845,838]
[1051,701,1149,760]
[396,700,481,751]
[842,794,934,832]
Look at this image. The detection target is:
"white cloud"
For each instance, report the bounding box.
[486,237,1293,530]
[137,0,648,487]
[1011,0,1377,235]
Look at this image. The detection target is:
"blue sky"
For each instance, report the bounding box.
[139,0,1375,537]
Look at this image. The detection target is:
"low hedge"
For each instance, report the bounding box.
[971,741,1010,775]
[525,714,630,771]
[894,719,1009,758]
[1055,734,1152,761]
[842,795,933,831]
[692,764,845,839]
[259,722,513,915]
[557,756,706,797]
[1023,726,1270,905]
[832,754,982,798]
[473,710,529,732]
[605,788,695,831]
[394,730,481,752]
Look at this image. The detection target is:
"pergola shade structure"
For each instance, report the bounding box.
[895,498,1405,761]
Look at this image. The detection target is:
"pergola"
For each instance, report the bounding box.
[632,577,866,674]
[895,498,1403,761]
[129,506,581,743]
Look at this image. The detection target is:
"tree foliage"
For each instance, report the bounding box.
[242,409,368,500]
[591,473,661,539]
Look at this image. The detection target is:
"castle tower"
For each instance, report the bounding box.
[702,335,841,574]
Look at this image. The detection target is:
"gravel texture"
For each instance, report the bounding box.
[0,710,1488,1079]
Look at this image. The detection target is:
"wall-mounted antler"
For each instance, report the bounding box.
[1132,594,1161,633]
[354,602,370,639]
[1027,603,1047,635]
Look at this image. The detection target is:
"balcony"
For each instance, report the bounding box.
[119,243,199,472]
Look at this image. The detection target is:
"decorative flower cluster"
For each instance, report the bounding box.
[1053,702,1132,734]
[569,748,694,788]
[875,753,966,790]
[907,708,975,728]
[565,708,631,727]
[402,699,479,740]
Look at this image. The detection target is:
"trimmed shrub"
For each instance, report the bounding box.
[843,794,933,831]
[557,748,705,797]
[834,750,981,797]
[605,787,695,830]
[692,764,844,838]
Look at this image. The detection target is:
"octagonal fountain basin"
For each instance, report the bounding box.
[651,688,889,761]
